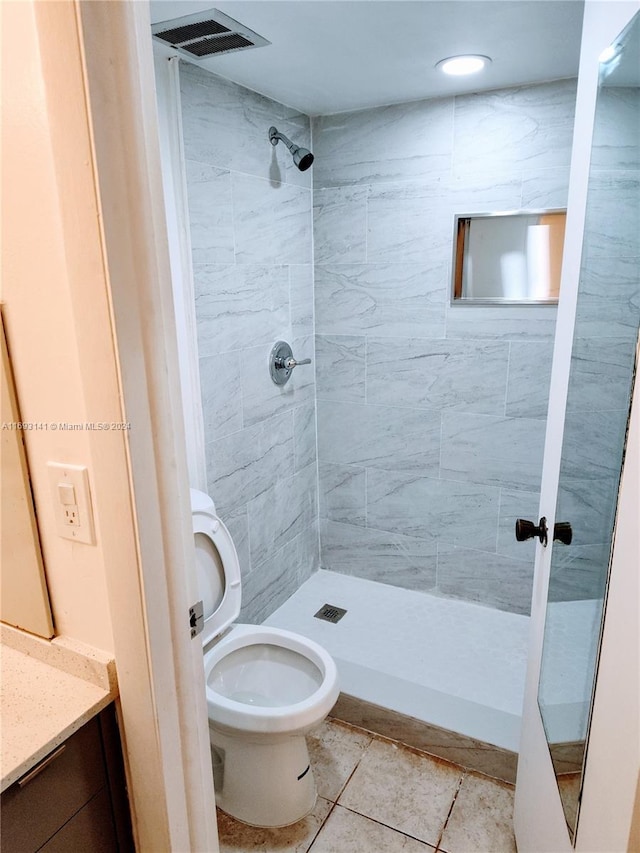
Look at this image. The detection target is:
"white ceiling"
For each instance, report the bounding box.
[149,0,584,115]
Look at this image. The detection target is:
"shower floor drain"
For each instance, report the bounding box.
[314,603,347,624]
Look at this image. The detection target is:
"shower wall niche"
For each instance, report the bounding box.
[179,63,318,623]
[313,80,577,615]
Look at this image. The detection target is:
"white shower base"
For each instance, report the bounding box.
[265,570,529,752]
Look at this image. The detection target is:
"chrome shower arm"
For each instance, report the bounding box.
[269,126,294,152]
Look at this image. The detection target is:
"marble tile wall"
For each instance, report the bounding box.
[550,85,640,602]
[180,66,620,619]
[313,80,578,615]
[180,63,319,622]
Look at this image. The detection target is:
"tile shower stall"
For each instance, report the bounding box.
[170,60,580,757]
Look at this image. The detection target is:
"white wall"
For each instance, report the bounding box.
[1,0,121,652]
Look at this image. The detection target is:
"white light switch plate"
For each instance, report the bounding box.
[47,463,96,545]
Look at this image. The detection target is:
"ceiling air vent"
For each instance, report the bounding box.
[151,9,270,61]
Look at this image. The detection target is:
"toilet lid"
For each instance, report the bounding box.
[191,490,241,646]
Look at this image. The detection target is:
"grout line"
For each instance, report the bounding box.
[364,334,368,405]
[229,168,238,263]
[435,770,467,851]
[364,466,368,528]
[504,340,512,417]
[334,754,366,803]
[288,264,294,356]
[364,183,370,262]
[305,733,375,850]
[336,802,441,850]
[309,144,324,573]
[304,799,340,853]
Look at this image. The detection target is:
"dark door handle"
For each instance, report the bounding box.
[515,517,548,546]
[553,522,572,545]
[515,517,573,547]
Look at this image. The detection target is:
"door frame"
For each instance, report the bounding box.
[513,3,640,850]
[70,2,220,849]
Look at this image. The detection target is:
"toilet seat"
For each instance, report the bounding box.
[191,489,241,646]
[204,624,339,734]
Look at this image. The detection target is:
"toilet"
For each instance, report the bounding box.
[191,489,340,827]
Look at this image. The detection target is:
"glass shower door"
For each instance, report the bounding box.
[514,4,640,850]
[536,7,640,839]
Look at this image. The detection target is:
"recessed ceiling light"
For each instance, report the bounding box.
[436,55,491,76]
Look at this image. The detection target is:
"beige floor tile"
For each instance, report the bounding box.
[309,805,436,852]
[557,773,581,835]
[216,796,332,853]
[307,719,372,801]
[439,773,516,853]
[338,739,463,846]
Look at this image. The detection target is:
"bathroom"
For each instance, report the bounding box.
[151,0,639,848]
[154,0,573,784]
[1,1,638,851]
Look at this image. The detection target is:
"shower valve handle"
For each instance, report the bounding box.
[269,341,312,386]
[280,356,311,370]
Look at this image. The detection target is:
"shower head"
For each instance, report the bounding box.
[269,126,314,172]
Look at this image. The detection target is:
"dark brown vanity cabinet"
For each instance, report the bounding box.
[1,706,134,853]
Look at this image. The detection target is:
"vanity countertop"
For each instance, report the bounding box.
[0,624,118,791]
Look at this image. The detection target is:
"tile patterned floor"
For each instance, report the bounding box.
[216,719,517,853]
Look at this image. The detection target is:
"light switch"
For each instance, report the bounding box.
[47,463,96,545]
[57,483,76,505]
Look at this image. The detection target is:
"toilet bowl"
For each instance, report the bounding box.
[191,489,339,827]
